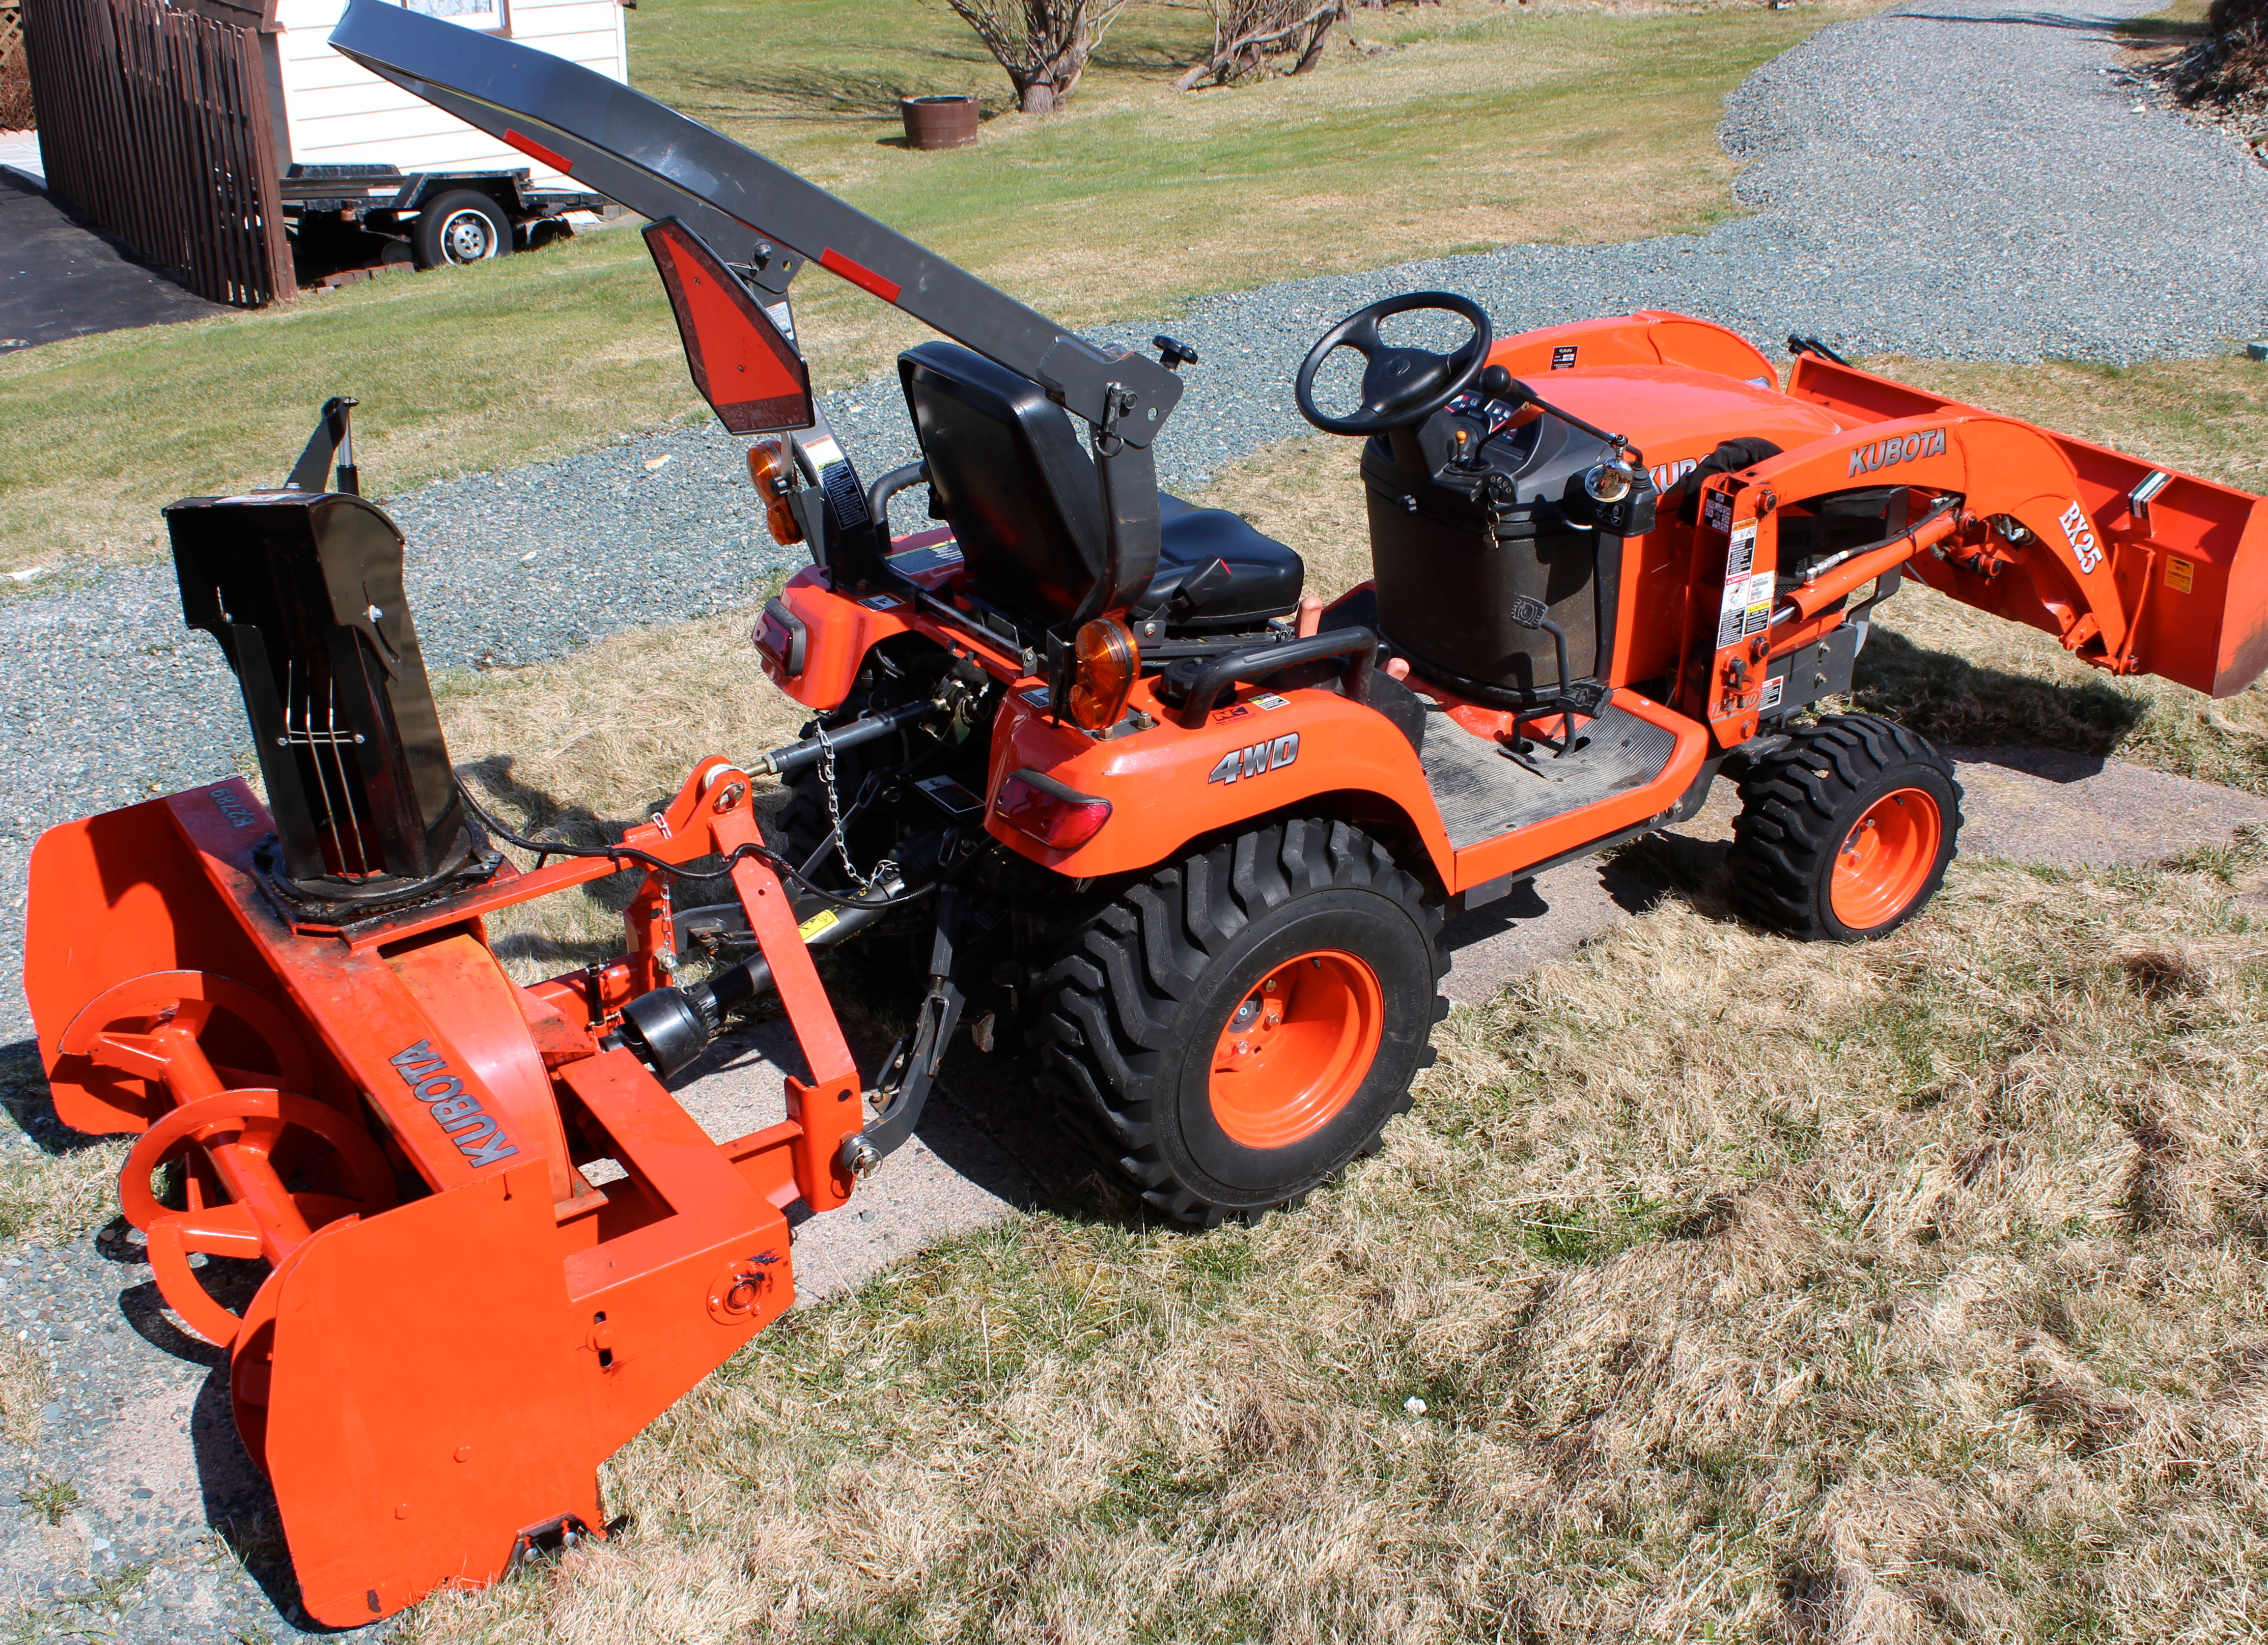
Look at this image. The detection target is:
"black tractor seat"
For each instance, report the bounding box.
[1146,494,1304,631]
[900,341,1303,635]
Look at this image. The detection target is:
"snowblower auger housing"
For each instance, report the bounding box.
[26,400,877,1625]
[23,0,2268,1624]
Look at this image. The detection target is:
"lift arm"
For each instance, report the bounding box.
[328,0,1181,616]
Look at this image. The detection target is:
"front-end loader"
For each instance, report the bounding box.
[19,1,2268,1621]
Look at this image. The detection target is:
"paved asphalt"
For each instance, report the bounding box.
[0,170,225,355]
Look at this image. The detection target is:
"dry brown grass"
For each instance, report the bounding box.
[0,1335,51,1449]
[401,837,2268,1643]
[0,1053,129,1247]
[0,1143,130,1247]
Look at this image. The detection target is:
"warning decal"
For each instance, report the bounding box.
[1726,523,1757,579]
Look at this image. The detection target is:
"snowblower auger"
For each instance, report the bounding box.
[21,408,900,1624]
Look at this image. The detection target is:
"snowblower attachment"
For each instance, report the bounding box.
[22,403,872,1625]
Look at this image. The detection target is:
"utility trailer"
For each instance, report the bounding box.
[261,0,624,267]
[279,160,610,270]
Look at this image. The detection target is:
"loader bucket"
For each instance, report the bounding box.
[1788,354,2268,699]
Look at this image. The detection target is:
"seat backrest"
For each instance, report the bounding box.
[898,342,1111,626]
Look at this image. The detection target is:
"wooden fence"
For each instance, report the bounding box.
[20,0,296,306]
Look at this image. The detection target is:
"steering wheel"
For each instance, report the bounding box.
[1293,291,1494,437]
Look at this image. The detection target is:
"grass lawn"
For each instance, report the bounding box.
[0,0,1862,578]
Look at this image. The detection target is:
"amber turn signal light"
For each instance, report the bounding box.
[747,440,804,546]
[1067,615,1139,731]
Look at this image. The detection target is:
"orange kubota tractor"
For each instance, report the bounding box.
[21,0,2268,1624]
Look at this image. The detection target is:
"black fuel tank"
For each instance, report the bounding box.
[1359,415,1630,707]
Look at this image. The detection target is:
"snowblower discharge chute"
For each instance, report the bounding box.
[22,0,2268,1624]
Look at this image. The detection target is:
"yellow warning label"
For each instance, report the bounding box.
[2166,557,2195,594]
[797,909,840,942]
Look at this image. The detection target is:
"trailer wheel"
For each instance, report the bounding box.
[1038,817,1447,1225]
[413,189,512,269]
[1729,713,1962,941]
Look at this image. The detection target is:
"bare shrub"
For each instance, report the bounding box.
[940,0,1131,114]
[1173,0,1346,92]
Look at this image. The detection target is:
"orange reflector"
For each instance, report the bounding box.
[747,441,803,546]
[502,128,572,174]
[1068,615,1139,731]
[642,218,814,436]
[818,248,902,303]
[994,770,1111,852]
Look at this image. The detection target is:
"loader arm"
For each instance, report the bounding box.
[327,0,1182,622]
[1682,403,2268,745]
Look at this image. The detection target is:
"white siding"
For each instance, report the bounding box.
[272,0,627,187]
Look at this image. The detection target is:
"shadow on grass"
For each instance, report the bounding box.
[459,752,670,971]
[673,63,989,122]
[0,1040,115,1158]
[1846,622,2146,756]
[1893,9,2134,32]
[2113,11,2208,36]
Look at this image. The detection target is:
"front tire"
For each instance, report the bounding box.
[1729,713,1961,941]
[1038,817,1447,1225]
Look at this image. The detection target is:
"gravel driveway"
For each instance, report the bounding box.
[1,0,2264,1634]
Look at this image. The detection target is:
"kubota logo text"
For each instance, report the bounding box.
[389,1040,519,1168]
[2059,501,2103,574]
[1847,428,1946,478]
[1208,732,1299,785]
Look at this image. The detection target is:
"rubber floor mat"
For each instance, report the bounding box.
[1419,701,1679,851]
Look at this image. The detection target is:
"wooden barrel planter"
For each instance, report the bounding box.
[900,95,979,150]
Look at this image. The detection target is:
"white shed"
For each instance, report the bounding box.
[264,0,625,186]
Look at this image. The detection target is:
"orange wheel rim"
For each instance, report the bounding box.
[1208,950,1384,1150]
[1830,786,1942,930]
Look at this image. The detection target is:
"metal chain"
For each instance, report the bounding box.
[816,725,882,896]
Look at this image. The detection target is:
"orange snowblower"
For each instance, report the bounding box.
[21,0,2268,1624]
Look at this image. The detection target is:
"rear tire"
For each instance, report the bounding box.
[1038,817,1447,1225]
[1729,713,1961,941]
